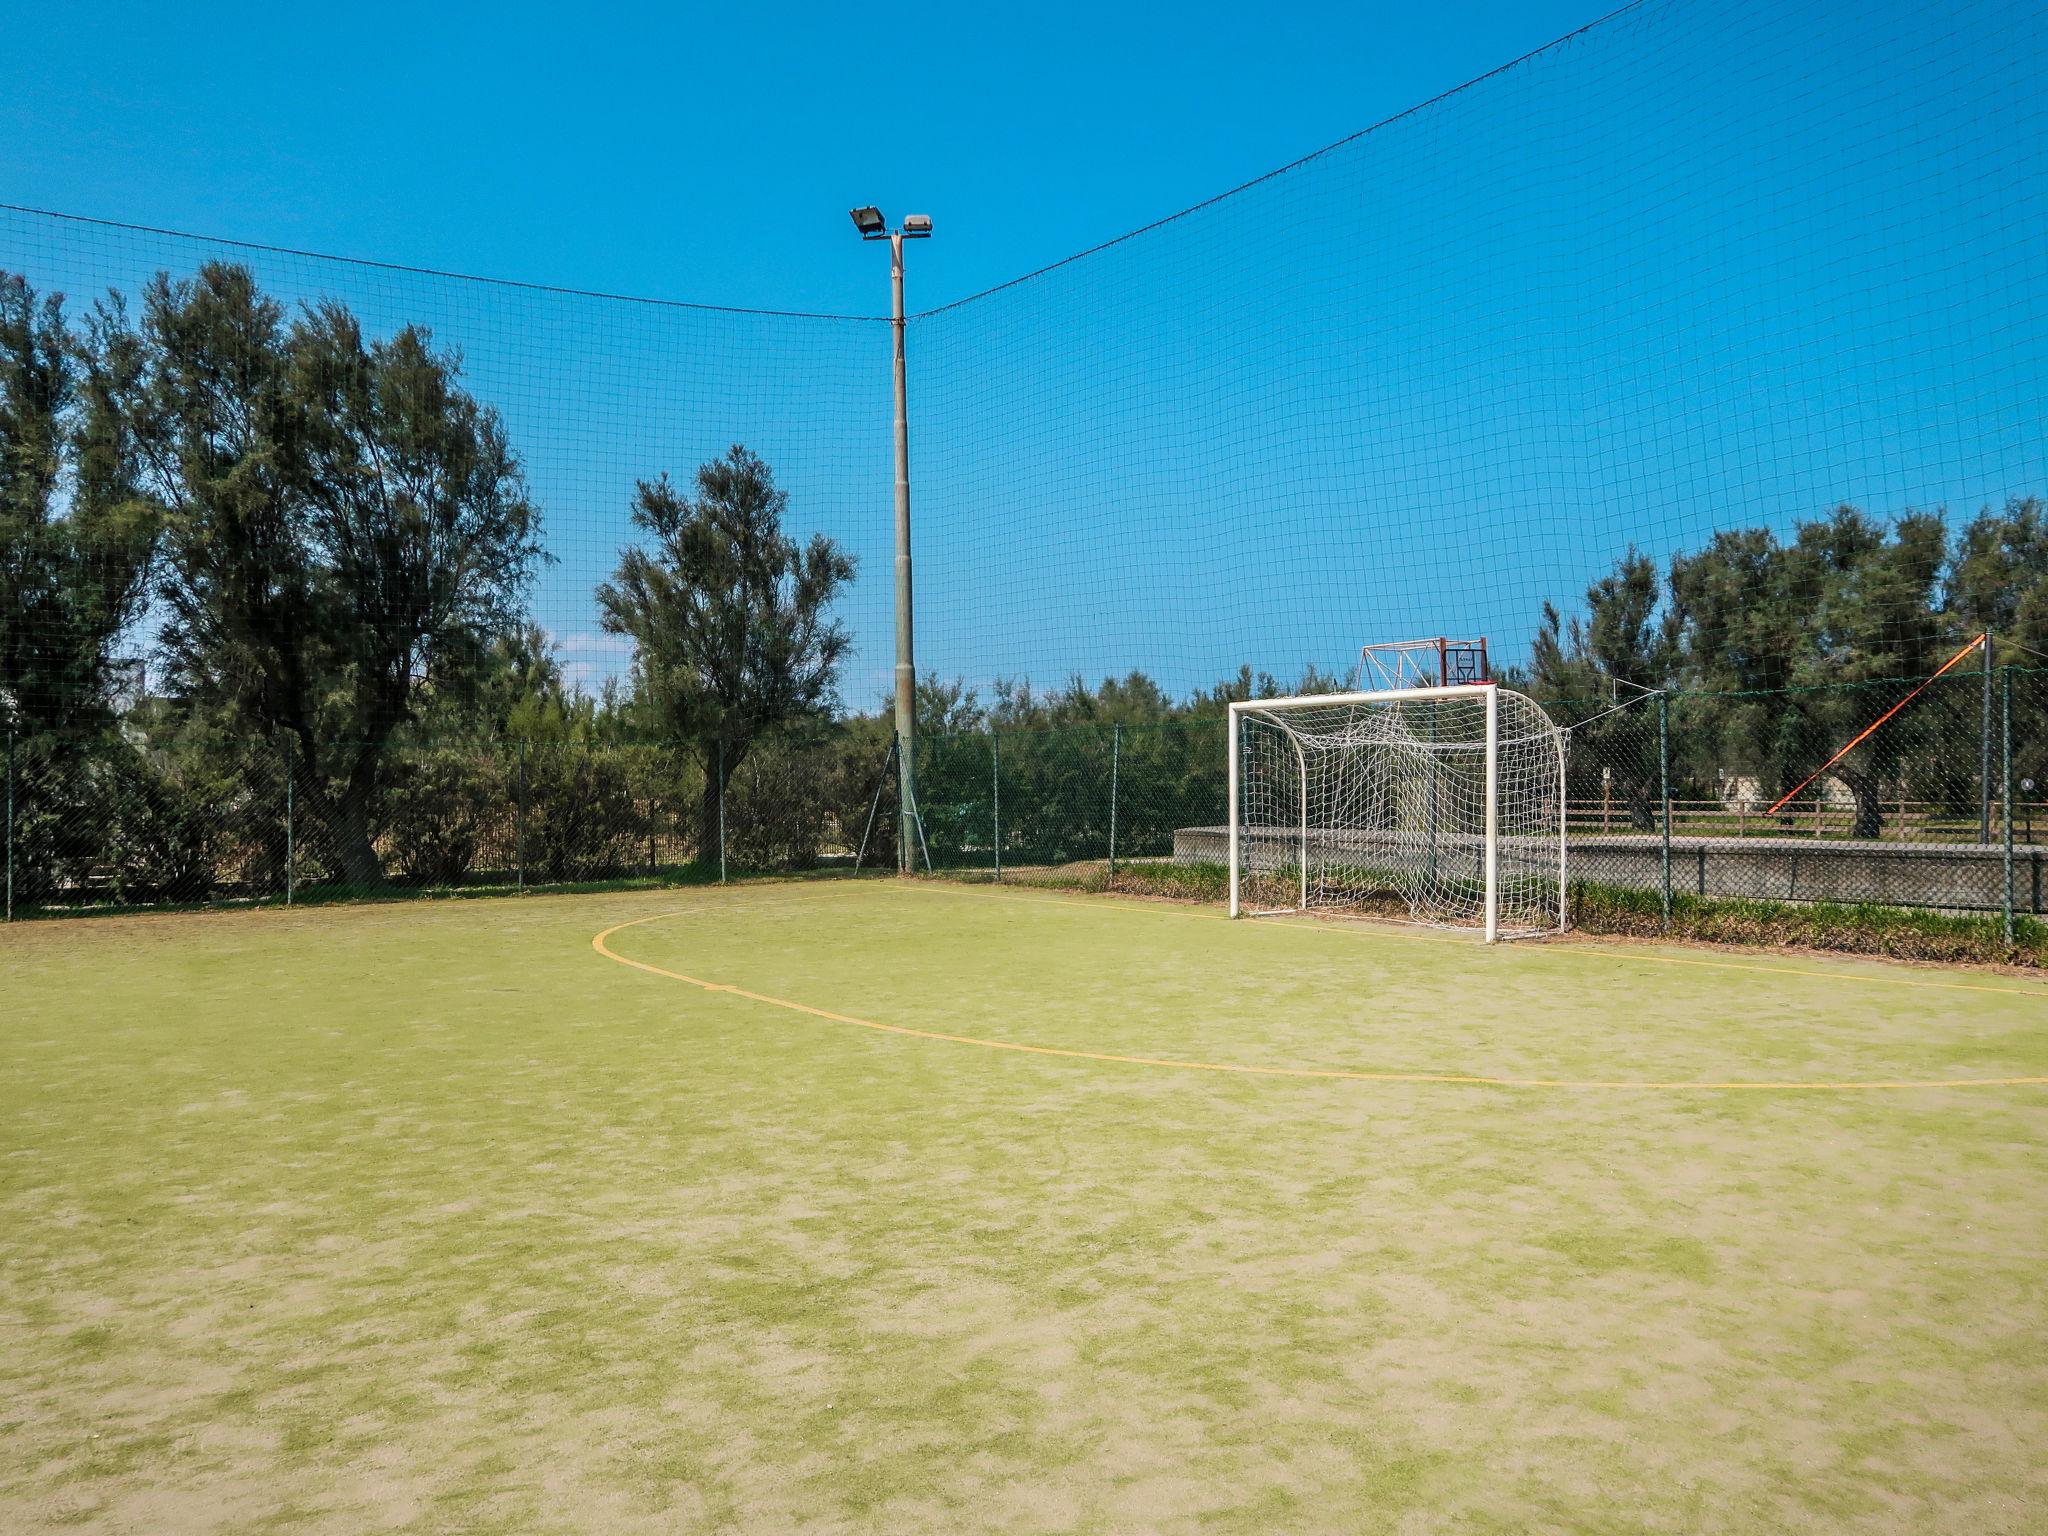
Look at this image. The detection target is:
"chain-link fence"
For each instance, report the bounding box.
[0,723,884,914]
[5,667,2043,937]
[1551,665,2039,937]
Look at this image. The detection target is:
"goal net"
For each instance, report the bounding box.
[1228,685,1567,940]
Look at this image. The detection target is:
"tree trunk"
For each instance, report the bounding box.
[1836,766,1883,840]
[1624,780,1657,832]
[694,739,750,868]
[287,731,385,888]
[696,767,721,870]
[328,781,385,887]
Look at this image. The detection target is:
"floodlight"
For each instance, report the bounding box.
[849,206,886,236]
[902,214,933,236]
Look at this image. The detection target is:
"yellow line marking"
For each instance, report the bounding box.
[880,880,2048,999]
[591,911,2048,1092]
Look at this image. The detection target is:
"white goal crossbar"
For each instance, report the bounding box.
[1227,684,1567,942]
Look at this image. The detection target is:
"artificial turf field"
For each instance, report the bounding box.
[3,881,2046,1534]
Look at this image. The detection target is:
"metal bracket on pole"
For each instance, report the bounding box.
[853,735,897,873]
[901,771,934,874]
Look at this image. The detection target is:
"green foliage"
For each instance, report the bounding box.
[1569,882,2044,966]
[137,262,544,885]
[597,446,855,864]
[383,749,506,886]
[723,729,837,871]
[8,728,260,908]
[1527,504,2018,840]
[519,743,645,883]
[1945,497,2048,650]
[0,274,158,736]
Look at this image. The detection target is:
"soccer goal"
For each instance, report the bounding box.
[1227,684,1568,941]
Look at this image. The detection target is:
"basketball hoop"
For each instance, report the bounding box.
[1358,636,1491,690]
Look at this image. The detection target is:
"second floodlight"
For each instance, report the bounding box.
[849,206,887,237]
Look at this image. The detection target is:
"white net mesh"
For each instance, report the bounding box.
[1234,687,1565,937]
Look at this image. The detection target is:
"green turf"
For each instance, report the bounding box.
[4,882,2046,1533]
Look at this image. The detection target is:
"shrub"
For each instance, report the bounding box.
[521,745,643,882]
[724,734,836,871]
[385,750,504,886]
[1569,881,2045,966]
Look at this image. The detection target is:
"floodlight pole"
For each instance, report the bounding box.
[854,207,930,875]
[890,231,917,875]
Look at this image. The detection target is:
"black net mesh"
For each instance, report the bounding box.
[2,0,2043,932]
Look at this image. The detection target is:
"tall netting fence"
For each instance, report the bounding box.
[4,0,2044,933]
[2,668,2045,922]
[1553,664,2043,927]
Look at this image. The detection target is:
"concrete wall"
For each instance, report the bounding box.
[1172,825,2043,914]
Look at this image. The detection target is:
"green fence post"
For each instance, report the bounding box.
[717,740,727,885]
[5,728,14,922]
[515,740,526,892]
[991,731,1001,882]
[283,736,295,905]
[2004,666,2015,947]
[1981,633,1994,844]
[1658,693,1672,931]
[1108,723,1120,886]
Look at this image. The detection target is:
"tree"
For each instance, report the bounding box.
[1949,496,2048,795]
[1523,549,1676,830]
[1665,506,1951,837]
[597,445,855,863]
[1949,496,2048,652]
[0,274,157,735]
[136,262,543,885]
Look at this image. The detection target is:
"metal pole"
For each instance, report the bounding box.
[1658,693,1672,931]
[2004,666,2015,946]
[5,728,14,922]
[991,731,1001,882]
[515,740,526,892]
[854,736,894,873]
[717,739,727,885]
[1227,705,1241,918]
[1482,684,1499,943]
[284,737,294,905]
[1981,632,1994,844]
[1108,724,1121,884]
[1556,724,1569,932]
[890,231,918,876]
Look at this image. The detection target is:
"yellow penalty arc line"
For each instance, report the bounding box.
[591,913,2048,1092]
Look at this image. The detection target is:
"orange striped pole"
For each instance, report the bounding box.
[1766,633,1990,817]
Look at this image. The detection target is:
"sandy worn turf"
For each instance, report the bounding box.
[3,880,2046,1533]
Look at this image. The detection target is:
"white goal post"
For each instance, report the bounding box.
[1227,684,1568,941]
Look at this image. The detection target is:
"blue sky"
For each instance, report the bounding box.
[3,1,2043,705]
[0,1,1603,315]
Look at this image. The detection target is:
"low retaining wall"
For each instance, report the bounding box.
[1171,826,2044,914]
